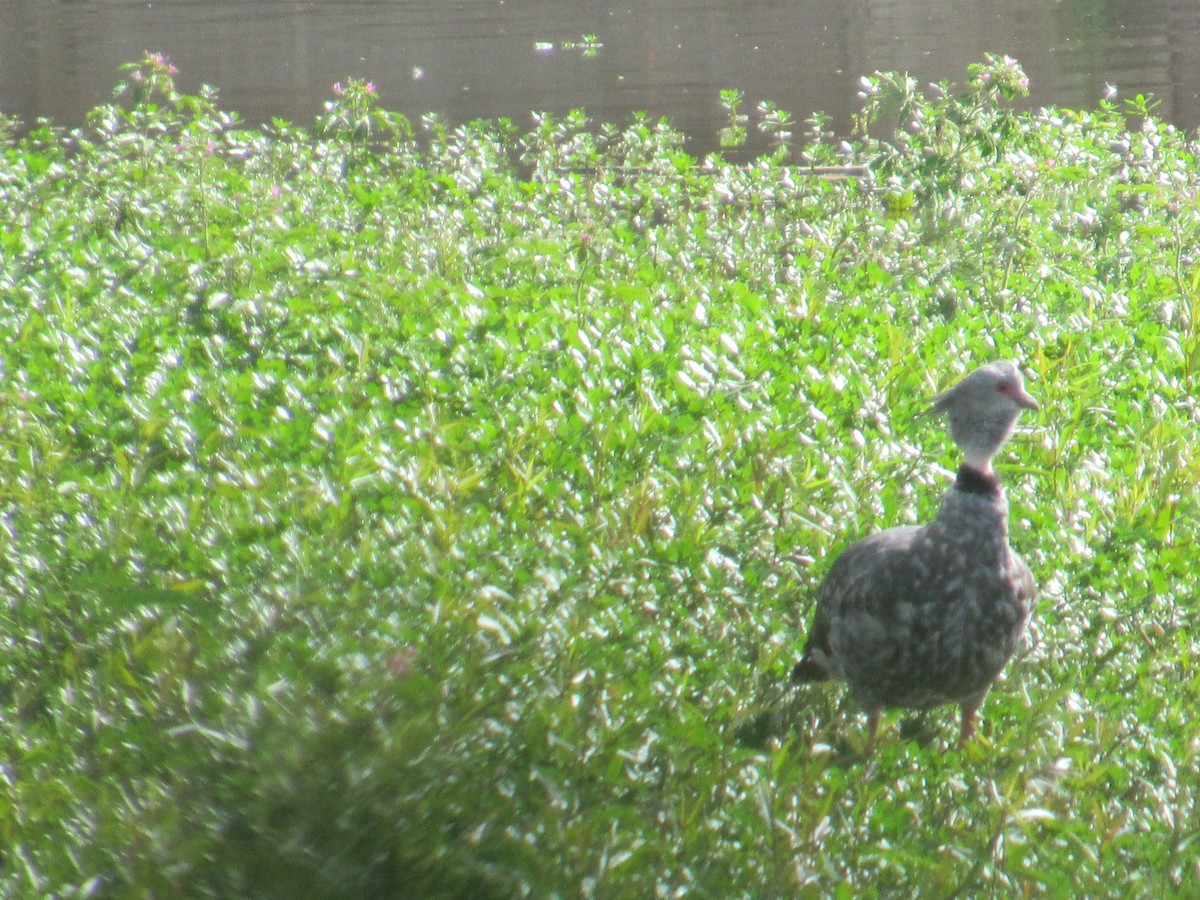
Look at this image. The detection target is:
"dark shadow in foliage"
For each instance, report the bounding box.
[143,671,529,900]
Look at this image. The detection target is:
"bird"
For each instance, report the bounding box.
[792,360,1038,753]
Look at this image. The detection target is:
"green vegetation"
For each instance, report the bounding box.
[3,52,1200,896]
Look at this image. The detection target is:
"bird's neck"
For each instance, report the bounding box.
[954,463,1002,498]
[960,445,1000,474]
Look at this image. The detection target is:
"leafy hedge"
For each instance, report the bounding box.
[2,53,1200,896]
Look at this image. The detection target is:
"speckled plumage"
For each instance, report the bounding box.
[792,361,1038,750]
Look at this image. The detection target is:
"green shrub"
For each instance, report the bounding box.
[2,52,1200,897]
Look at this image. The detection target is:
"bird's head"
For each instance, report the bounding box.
[930,360,1037,472]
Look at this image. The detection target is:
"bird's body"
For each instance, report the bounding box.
[793,361,1038,750]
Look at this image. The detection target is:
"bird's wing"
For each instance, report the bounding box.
[817,525,926,614]
[795,525,924,679]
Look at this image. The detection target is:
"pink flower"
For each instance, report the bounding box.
[332,82,344,96]
[204,139,217,155]
[143,53,177,76]
[365,82,377,95]
[270,185,283,199]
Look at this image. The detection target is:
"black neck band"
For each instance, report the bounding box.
[955,464,1001,498]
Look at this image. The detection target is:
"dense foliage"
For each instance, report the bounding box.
[3,53,1200,896]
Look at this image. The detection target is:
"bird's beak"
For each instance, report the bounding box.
[1003,382,1038,411]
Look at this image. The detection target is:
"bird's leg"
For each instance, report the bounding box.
[958,705,978,748]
